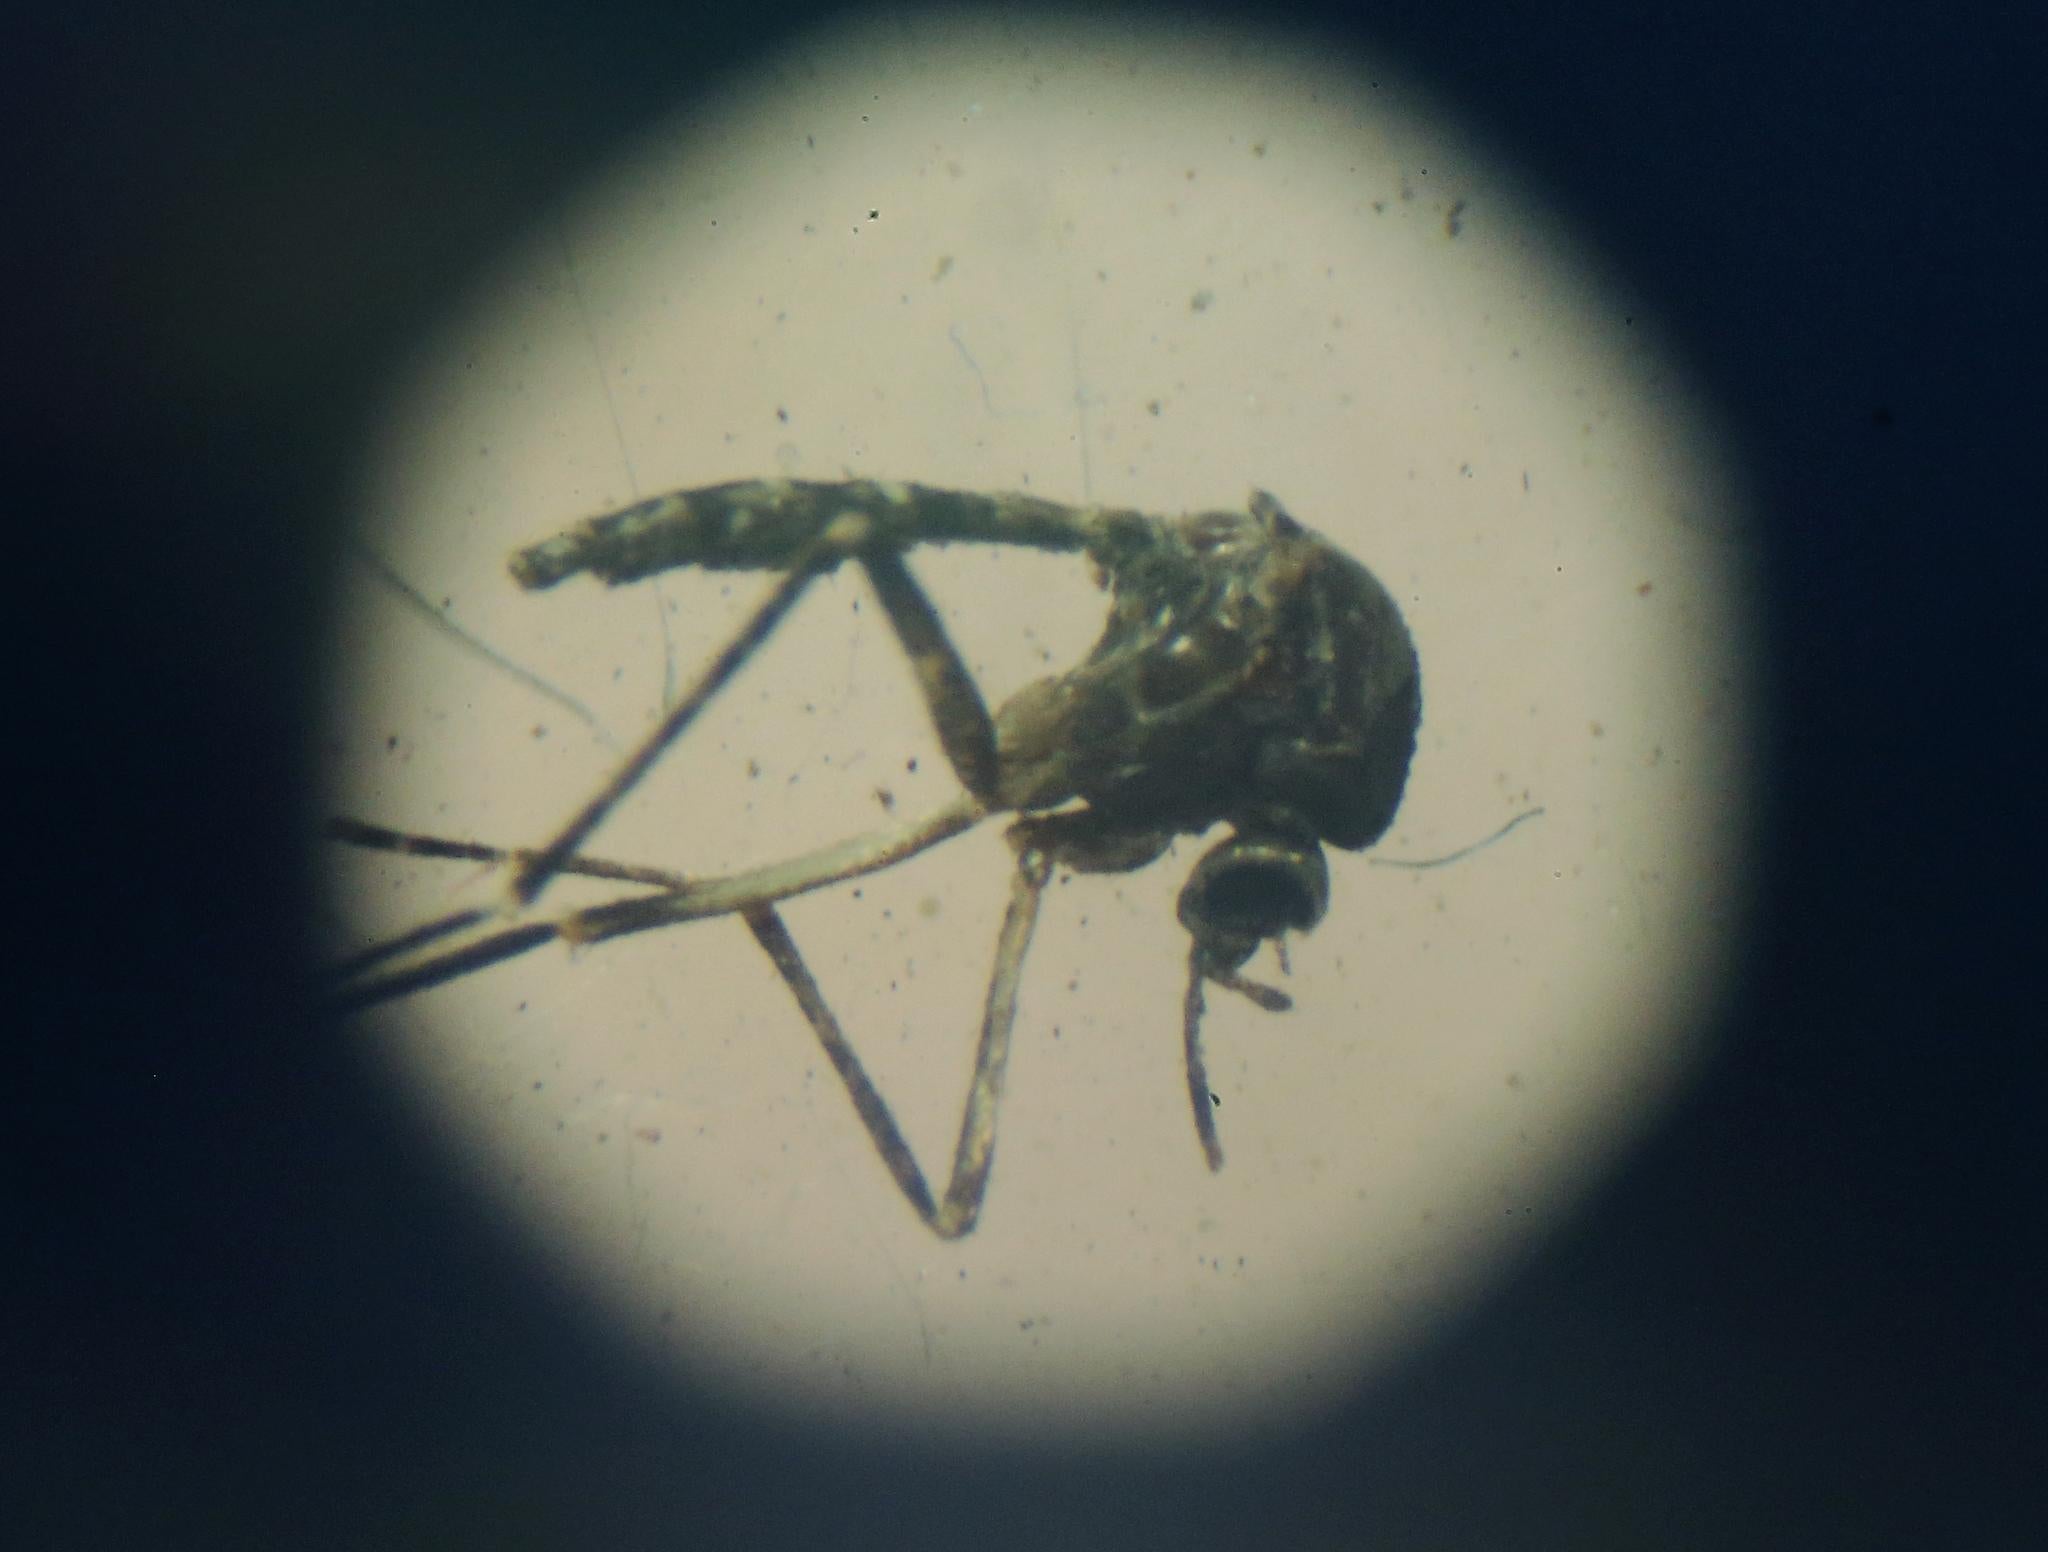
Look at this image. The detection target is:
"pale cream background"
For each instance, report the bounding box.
[324,8,1753,1446]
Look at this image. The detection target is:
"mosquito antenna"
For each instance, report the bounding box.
[1368,805,1545,870]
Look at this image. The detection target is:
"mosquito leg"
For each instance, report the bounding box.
[508,535,842,907]
[325,819,688,993]
[932,836,1053,1237]
[742,905,941,1227]
[858,547,999,802]
[329,905,497,984]
[738,832,1050,1238]
[327,817,690,888]
[326,821,689,1002]
[327,795,985,1011]
[563,793,983,945]
[328,918,566,1012]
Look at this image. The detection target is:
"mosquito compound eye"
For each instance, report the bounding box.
[1177,830,1331,948]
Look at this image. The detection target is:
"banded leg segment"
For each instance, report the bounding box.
[325,795,984,1011]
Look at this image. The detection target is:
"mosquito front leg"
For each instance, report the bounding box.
[741,831,1052,1238]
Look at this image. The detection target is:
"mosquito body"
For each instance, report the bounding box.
[331,478,1422,1237]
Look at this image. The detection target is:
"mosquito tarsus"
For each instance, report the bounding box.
[330,477,1426,1238]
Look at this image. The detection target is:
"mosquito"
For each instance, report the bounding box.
[328,478,1423,1238]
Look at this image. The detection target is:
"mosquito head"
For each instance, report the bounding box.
[1177,820,1330,977]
